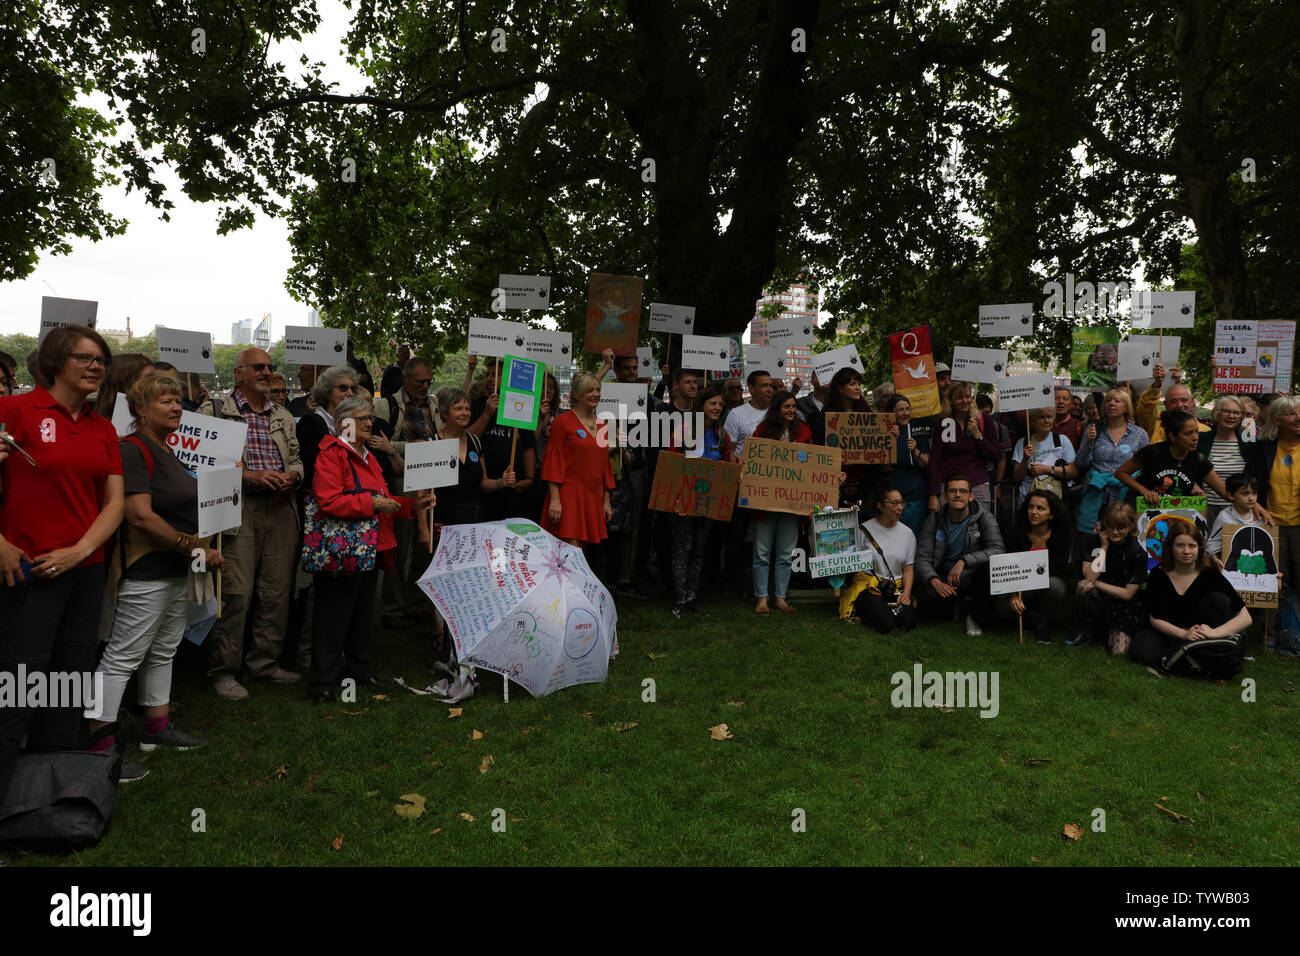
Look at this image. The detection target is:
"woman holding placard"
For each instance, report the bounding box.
[1130,520,1250,676]
[541,371,615,547]
[1115,410,1236,507]
[1074,387,1147,533]
[749,391,812,614]
[1011,406,1078,509]
[813,367,878,507]
[927,382,1002,510]
[887,395,931,536]
[1005,489,1072,644]
[1198,396,1251,525]
[666,385,732,618]
[89,373,222,770]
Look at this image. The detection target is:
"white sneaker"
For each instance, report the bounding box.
[965,615,983,637]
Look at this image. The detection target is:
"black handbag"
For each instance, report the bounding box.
[0,750,120,852]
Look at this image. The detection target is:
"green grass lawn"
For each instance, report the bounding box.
[11,591,1300,866]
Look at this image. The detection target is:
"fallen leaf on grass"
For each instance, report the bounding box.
[582,711,596,719]
[523,725,536,735]
[430,827,443,834]
[647,652,668,660]
[479,755,495,774]
[471,729,484,740]
[331,834,344,851]
[370,694,392,701]
[1196,789,1209,801]
[1155,803,1192,823]
[447,707,463,719]
[709,723,734,741]
[1160,795,1169,801]
[726,700,744,708]
[395,793,427,820]
[365,790,379,797]
[320,713,335,721]
[1022,758,1051,767]
[1062,824,1084,841]
[343,708,369,716]
[272,765,289,779]
[458,812,476,822]
[612,721,639,732]
[938,707,955,714]
[510,817,522,823]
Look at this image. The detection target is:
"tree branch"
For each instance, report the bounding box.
[1041,198,1189,263]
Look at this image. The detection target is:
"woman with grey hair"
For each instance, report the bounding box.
[306,395,413,702]
[1198,395,1250,525]
[1249,395,1298,589]
[296,364,358,488]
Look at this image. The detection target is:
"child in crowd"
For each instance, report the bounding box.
[1071,501,1148,655]
[1208,474,1261,563]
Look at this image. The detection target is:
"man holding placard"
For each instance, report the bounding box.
[197,348,305,699]
[1135,364,1209,443]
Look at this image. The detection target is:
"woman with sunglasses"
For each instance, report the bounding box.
[1198,396,1251,526]
[296,364,360,490]
[0,327,126,803]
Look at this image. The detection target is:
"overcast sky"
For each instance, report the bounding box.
[0,1,364,343]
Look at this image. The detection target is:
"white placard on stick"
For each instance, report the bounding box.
[1132,290,1195,329]
[979,303,1033,338]
[813,344,863,382]
[745,344,787,378]
[284,326,348,366]
[996,373,1055,413]
[523,329,572,365]
[988,551,1052,596]
[1118,335,1161,382]
[468,316,530,359]
[39,296,98,342]
[157,328,215,374]
[495,274,551,311]
[403,438,461,492]
[111,392,133,437]
[951,346,1009,384]
[165,412,248,473]
[681,334,732,373]
[766,316,816,348]
[198,467,244,537]
[597,383,649,419]
[636,346,656,378]
[648,303,695,334]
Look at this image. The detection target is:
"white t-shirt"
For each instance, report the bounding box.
[1208,506,1258,556]
[724,402,768,459]
[861,517,917,587]
[1012,432,1076,499]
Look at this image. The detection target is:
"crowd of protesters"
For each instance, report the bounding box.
[0,328,1289,803]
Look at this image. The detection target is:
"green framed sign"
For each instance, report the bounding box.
[496,354,545,430]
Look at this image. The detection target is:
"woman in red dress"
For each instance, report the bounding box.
[542,371,615,546]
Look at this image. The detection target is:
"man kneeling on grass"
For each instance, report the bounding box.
[915,473,1004,635]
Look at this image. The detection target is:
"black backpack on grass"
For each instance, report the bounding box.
[0,750,121,852]
[1162,637,1245,680]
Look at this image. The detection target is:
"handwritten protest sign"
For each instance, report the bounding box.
[1213,320,1295,395]
[809,508,872,580]
[166,412,247,473]
[737,438,841,514]
[403,438,460,492]
[988,551,1051,596]
[1222,523,1280,608]
[197,467,243,537]
[648,453,739,521]
[824,412,896,465]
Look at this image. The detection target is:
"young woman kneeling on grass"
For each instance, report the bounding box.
[1130,521,1252,675]
[1071,502,1148,654]
[1005,489,1072,644]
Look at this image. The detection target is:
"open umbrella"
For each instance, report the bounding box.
[417,520,618,697]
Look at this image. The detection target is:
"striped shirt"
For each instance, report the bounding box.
[233,388,283,472]
[1205,438,1246,508]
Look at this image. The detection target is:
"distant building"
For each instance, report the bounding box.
[307,308,322,328]
[98,328,131,347]
[231,319,254,346]
[748,282,817,388]
[253,315,271,350]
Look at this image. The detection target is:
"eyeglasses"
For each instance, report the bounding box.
[1219,409,1243,417]
[351,416,374,424]
[335,384,358,393]
[236,363,276,373]
[69,353,111,369]
[406,375,432,386]
[269,388,289,396]
[882,498,905,506]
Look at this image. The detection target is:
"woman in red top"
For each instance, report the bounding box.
[0,326,125,802]
[542,371,615,547]
[307,396,416,702]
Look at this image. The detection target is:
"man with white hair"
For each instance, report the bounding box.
[1136,364,1211,443]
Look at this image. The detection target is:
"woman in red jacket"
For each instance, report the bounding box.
[542,371,615,547]
[307,396,416,703]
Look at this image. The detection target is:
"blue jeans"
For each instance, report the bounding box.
[752,513,799,599]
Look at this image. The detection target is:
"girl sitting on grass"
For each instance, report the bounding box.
[1071,502,1148,655]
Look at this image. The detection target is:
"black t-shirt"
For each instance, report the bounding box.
[1134,442,1213,496]
[436,434,485,526]
[471,396,537,519]
[121,433,198,580]
[1145,566,1245,629]
[1080,534,1149,587]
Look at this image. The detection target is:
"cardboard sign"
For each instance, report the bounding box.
[165,411,248,473]
[585,273,643,354]
[745,344,787,378]
[523,329,572,364]
[988,551,1052,596]
[284,325,347,366]
[1131,290,1195,329]
[813,344,863,382]
[495,274,551,310]
[1221,523,1280,608]
[996,373,1055,413]
[469,316,530,359]
[39,296,98,342]
[403,438,461,492]
[197,467,244,537]
[597,382,649,419]
[110,392,133,437]
[647,302,695,335]
[824,413,897,465]
[766,316,815,348]
[157,328,216,374]
[979,303,1033,338]
[811,508,859,556]
[647,452,739,521]
[1137,497,1208,571]
[737,438,842,514]
[496,355,545,429]
[889,325,941,417]
[681,334,732,373]
[951,346,1008,384]
[636,346,656,378]
[808,550,876,578]
[1070,327,1119,389]
[1213,320,1295,395]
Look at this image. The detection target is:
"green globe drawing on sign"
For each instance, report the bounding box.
[693,478,712,495]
